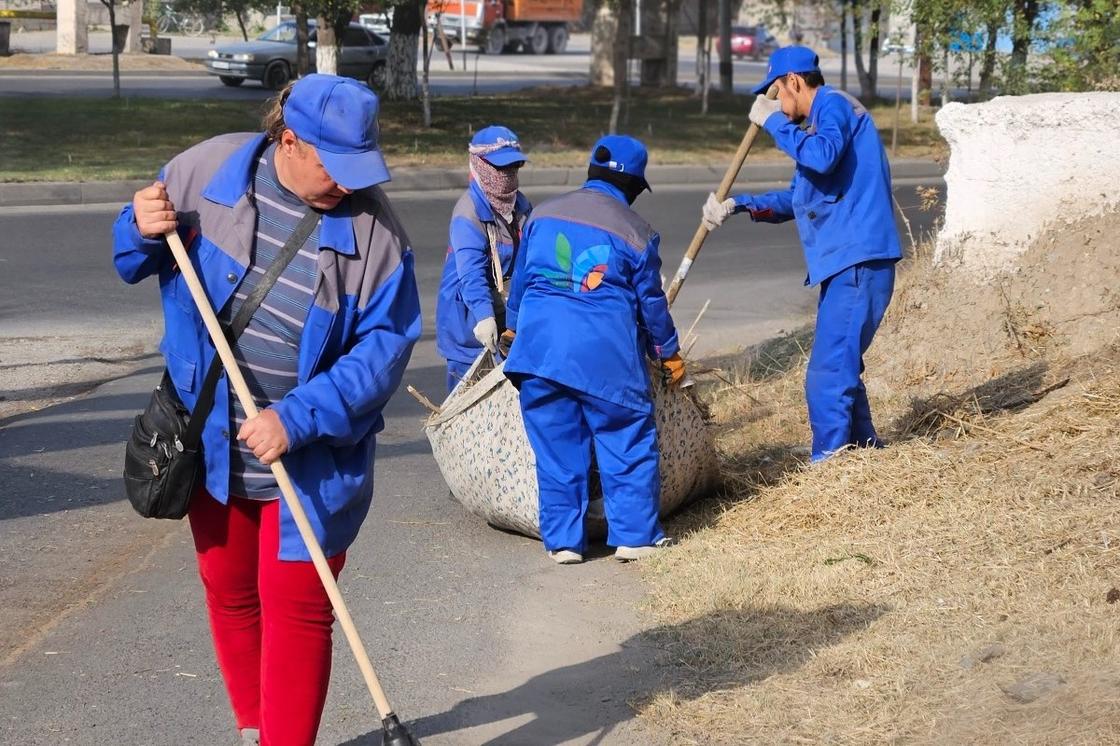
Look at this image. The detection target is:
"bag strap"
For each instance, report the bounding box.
[490,210,521,283]
[181,208,320,448]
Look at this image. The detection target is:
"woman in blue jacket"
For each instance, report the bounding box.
[702,46,902,463]
[112,77,420,745]
[435,125,531,392]
[503,135,685,565]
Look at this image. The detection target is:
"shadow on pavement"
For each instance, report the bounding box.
[0,358,450,521]
[340,602,887,745]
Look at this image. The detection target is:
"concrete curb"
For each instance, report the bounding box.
[0,159,944,208]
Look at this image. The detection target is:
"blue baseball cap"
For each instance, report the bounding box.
[588,134,651,192]
[470,125,527,167]
[283,74,390,190]
[752,46,821,95]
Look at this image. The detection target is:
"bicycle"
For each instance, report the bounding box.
[155,4,206,36]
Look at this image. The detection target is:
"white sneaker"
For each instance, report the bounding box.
[614,537,676,562]
[549,549,584,565]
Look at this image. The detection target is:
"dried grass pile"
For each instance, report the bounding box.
[638,210,1120,744]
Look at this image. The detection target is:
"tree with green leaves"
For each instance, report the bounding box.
[1037,0,1120,90]
[910,0,1116,100]
[172,0,271,41]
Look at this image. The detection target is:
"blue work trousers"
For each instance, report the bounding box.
[516,376,665,553]
[806,259,896,462]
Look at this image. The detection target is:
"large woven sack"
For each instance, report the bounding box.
[423,354,718,539]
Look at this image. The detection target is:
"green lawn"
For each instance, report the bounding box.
[0,88,946,182]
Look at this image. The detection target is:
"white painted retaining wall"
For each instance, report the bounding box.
[934,92,1120,276]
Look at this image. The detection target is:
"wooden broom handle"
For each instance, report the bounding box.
[164,230,397,721]
[665,85,779,309]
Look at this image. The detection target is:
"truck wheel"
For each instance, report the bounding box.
[526,25,548,55]
[484,27,506,55]
[546,25,568,54]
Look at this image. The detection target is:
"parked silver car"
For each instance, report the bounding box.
[205,20,388,90]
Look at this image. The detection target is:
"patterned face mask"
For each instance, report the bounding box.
[468,142,521,219]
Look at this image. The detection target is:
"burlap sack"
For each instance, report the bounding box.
[423,354,717,539]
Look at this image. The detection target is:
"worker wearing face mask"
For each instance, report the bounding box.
[435,125,532,392]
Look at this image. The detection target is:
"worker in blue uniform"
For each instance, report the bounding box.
[436,125,532,392]
[502,135,686,565]
[701,46,902,462]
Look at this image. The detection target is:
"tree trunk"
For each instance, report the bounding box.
[1008,0,1039,92]
[387,33,419,99]
[718,0,731,92]
[609,0,632,132]
[663,0,681,87]
[235,9,248,41]
[101,0,120,98]
[696,0,707,96]
[638,0,680,87]
[701,33,712,114]
[940,46,950,105]
[851,0,868,98]
[590,0,618,86]
[866,4,881,100]
[316,16,339,75]
[294,5,310,77]
[978,19,999,99]
[421,21,432,126]
[387,0,422,100]
[840,0,848,91]
[918,51,932,105]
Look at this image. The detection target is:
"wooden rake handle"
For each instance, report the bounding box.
[665,85,779,309]
[164,230,397,721]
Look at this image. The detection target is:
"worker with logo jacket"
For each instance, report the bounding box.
[502,135,684,565]
[436,125,532,392]
[702,46,902,462]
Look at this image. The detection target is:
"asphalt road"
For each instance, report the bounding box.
[0,31,782,99]
[5,29,969,102]
[0,182,942,745]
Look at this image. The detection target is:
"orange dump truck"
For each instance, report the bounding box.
[428,0,581,55]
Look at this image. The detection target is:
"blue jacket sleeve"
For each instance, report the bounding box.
[450,215,496,323]
[113,203,171,284]
[632,232,680,360]
[763,97,854,175]
[273,251,422,450]
[504,221,533,333]
[732,178,796,224]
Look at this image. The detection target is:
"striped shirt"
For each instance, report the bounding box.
[223,143,320,499]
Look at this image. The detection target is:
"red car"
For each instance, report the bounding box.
[730,25,779,61]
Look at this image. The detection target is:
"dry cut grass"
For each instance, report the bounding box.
[638,218,1120,744]
[641,352,1120,744]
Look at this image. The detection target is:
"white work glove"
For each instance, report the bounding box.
[473,316,499,353]
[749,95,782,127]
[702,192,736,231]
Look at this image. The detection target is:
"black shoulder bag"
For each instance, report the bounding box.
[123,210,319,519]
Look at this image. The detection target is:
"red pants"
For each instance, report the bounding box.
[189,490,345,746]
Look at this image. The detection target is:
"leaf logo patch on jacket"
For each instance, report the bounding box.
[543,232,611,292]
